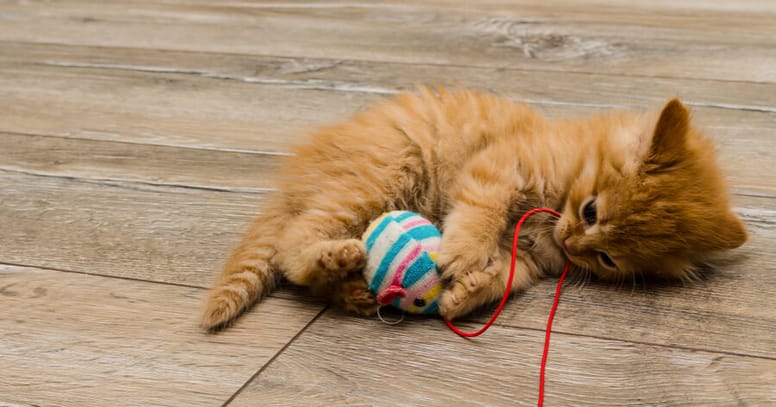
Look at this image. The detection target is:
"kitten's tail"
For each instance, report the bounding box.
[200,210,286,331]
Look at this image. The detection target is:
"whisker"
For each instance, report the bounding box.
[630,270,637,295]
[617,272,626,290]
[574,270,589,289]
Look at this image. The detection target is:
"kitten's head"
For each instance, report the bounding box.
[554,99,747,281]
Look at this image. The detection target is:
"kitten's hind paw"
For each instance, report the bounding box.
[332,275,379,316]
[317,239,367,279]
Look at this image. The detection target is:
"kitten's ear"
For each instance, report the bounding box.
[648,98,689,167]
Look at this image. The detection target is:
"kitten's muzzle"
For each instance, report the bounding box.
[562,239,578,256]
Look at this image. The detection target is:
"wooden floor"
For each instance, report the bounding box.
[1,1,775,406]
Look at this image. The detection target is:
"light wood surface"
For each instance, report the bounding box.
[1,1,776,82]
[1,1,774,406]
[0,170,263,286]
[1,43,774,193]
[231,311,776,406]
[0,264,325,406]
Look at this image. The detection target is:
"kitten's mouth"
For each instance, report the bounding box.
[557,247,591,270]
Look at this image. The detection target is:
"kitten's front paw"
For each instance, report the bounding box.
[438,249,508,320]
[439,280,468,319]
[439,270,497,320]
[437,235,502,319]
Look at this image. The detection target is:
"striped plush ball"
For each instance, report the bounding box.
[362,211,442,314]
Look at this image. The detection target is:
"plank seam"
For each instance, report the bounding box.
[0,260,308,302]
[0,167,276,194]
[473,321,776,362]
[220,306,330,407]
[0,260,206,289]
[0,130,292,157]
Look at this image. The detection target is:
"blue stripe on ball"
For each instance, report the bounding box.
[393,211,416,222]
[364,213,393,252]
[371,231,412,292]
[406,224,441,242]
[402,254,436,288]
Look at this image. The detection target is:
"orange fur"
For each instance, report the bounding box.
[200,88,746,330]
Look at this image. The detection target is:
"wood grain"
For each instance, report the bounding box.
[0,264,325,407]
[0,169,262,287]
[0,132,281,192]
[1,1,775,82]
[0,59,375,153]
[229,310,776,406]
[0,46,775,194]
[6,42,776,112]
[5,42,776,111]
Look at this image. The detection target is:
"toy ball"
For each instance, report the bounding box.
[362,211,442,314]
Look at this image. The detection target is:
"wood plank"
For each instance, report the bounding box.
[5,41,776,111]
[0,170,262,287]
[0,1,774,82]
[0,46,775,195]
[229,310,776,406]
[0,132,281,192]
[0,264,324,407]
[0,59,375,154]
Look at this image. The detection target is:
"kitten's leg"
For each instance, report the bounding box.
[437,143,531,320]
[312,272,380,316]
[201,205,287,331]
[439,246,539,319]
[277,219,366,286]
[274,208,377,314]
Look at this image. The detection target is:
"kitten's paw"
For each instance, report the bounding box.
[332,276,378,316]
[317,239,366,279]
[439,267,501,320]
[439,280,473,320]
[438,251,489,283]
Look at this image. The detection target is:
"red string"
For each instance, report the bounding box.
[443,207,571,407]
[538,259,569,407]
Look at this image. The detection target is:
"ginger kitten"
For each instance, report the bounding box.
[201,88,746,330]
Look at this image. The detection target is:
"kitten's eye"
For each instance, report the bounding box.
[597,251,617,270]
[413,298,427,307]
[581,198,597,226]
